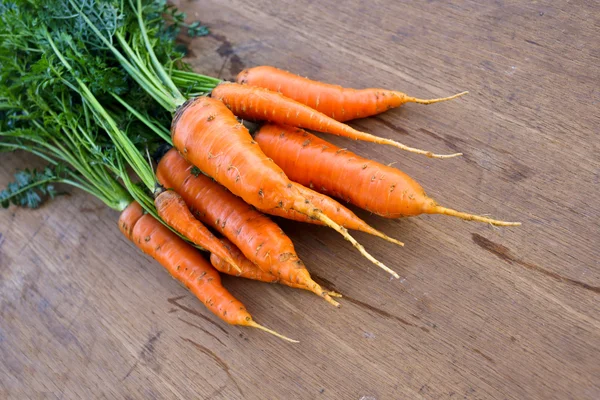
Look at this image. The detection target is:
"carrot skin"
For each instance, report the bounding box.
[210,238,342,301]
[118,202,251,326]
[211,83,459,159]
[172,97,295,211]
[262,182,404,246]
[210,237,278,282]
[156,149,340,303]
[154,189,241,272]
[212,82,389,142]
[156,148,305,283]
[254,124,426,218]
[255,124,520,226]
[171,98,398,276]
[237,66,467,122]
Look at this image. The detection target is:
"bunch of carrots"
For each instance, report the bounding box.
[1,0,520,342]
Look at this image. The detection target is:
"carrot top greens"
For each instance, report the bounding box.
[0,0,208,209]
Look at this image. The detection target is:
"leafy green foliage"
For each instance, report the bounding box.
[0,166,65,209]
[155,2,210,40]
[187,21,209,38]
[190,166,202,177]
[0,0,215,211]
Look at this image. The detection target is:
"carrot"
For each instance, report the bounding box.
[171,97,398,278]
[255,124,521,226]
[212,82,460,159]
[237,66,467,122]
[210,237,342,299]
[156,147,341,305]
[263,182,404,247]
[154,187,242,273]
[118,201,297,342]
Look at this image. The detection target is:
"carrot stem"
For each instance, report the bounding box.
[430,206,521,226]
[247,321,299,343]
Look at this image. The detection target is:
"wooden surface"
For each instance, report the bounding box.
[1,1,599,399]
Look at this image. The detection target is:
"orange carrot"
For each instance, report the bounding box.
[118,201,297,342]
[211,82,460,159]
[255,124,520,226]
[237,66,467,122]
[171,97,397,277]
[210,237,342,300]
[262,182,404,247]
[156,147,341,305]
[154,187,241,272]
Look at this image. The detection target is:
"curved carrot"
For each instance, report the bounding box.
[171,97,397,278]
[210,237,342,300]
[156,147,340,306]
[118,201,297,342]
[211,82,460,159]
[255,124,520,226]
[237,66,467,122]
[262,182,404,247]
[154,188,242,272]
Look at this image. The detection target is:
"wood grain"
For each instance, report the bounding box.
[1,1,599,399]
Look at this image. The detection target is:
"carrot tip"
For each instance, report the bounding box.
[328,291,343,298]
[310,281,341,307]
[431,206,521,226]
[324,294,341,308]
[380,137,462,160]
[247,321,299,343]
[375,232,405,247]
[316,212,400,279]
[427,152,463,159]
[407,91,469,105]
[359,222,405,247]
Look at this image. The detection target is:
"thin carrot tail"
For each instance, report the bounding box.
[358,225,404,247]
[377,137,463,159]
[430,206,521,226]
[314,212,400,279]
[327,291,343,298]
[246,320,299,343]
[308,281,340,307]
[401,91,469,105]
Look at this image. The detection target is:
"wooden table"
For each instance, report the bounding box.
[1,1,598,399]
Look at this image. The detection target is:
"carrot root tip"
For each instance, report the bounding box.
[247,320,299,343]
[431,206,521,226]
[373,231,405,247]
[406,91,469,105]
[326,296,341,308]
[310,281,341,307]
[381,138,462,160]
[316,212,400,279]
